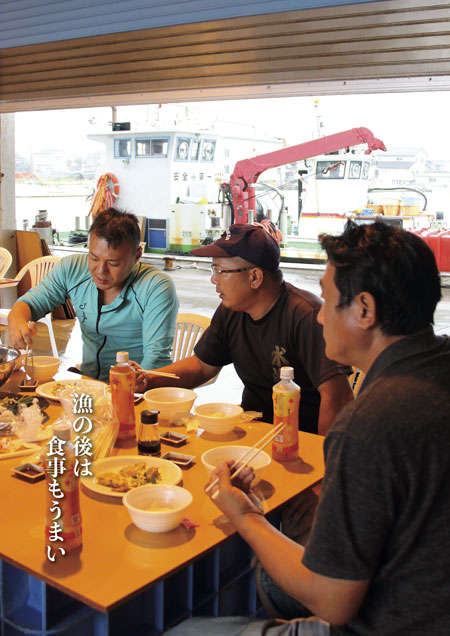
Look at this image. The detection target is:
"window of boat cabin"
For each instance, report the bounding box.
[362,162,370,179]
[349,161,362,179]
[114,138,131,158]
[316,160,346,179]
[191,139,200,161]
[200,139,216,162]
[135,138,169,157]
[175,137,191,161]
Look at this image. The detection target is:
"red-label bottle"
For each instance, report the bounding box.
[110,351,136,440]
[272,366,300,462]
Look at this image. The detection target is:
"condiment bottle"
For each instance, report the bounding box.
[272,366,300,462]
[44,423,82,555]
[137,410,161,456]
[110,351,136,440]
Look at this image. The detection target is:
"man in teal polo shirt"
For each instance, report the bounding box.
[8,208,178,381]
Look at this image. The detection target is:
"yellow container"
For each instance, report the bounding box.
[383,204,400,217]
[400,205,420,216]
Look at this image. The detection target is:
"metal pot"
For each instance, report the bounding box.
[0,345,20,388]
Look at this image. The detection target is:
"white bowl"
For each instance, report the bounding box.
[25,355,60,382]
[201,445,271,486]
[123,484,193,533]
[143,387,197,421]
[194,402,243,435]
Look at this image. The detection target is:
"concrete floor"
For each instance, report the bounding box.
[2,259,449,406]
[165,259,450,334]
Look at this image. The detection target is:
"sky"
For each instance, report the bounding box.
[14,91,450,160]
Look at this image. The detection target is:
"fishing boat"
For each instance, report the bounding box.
[88,121,432,264]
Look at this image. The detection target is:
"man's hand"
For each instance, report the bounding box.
[129,361,149,392]
[9,319,37,349]
[208,461,264,525]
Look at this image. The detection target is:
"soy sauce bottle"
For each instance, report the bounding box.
[137,410,161,456]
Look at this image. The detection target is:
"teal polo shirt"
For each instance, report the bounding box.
[19,254,178,381]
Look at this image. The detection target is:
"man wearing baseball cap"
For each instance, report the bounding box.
[136,223,353,437]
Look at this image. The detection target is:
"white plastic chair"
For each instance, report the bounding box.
[0,247,12,279]
[0,256,61,357]
[171,313,218,386]
[171,313,211,362]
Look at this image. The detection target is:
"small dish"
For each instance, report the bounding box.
[19,380,39,392]
[12,463,45,482]
[160,431,188,447]
[161,451,195,468]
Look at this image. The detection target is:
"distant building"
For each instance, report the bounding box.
[31,148,70,177]
[417,158,450,193]
[372,147,428,185]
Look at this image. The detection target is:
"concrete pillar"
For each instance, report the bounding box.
[0,113,18,307]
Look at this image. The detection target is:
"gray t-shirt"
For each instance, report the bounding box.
[303,328,450,635]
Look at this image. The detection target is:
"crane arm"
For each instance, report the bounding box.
[228,127,386,222]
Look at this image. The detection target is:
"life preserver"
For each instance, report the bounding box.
[254,219,283,245]
[97,172,120,196]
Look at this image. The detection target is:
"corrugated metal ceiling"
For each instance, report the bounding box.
[0,0,384,48]
[1,0,450,113]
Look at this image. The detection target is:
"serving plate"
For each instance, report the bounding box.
[0,391,50,413]
[36,379,107,402]
[0,392,51,431]
[81,455,182,499]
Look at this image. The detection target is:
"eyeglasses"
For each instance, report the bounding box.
[210,265,254,276]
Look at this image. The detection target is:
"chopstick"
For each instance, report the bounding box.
[205,421,286,495]
[145,369,180,379]
[24,345,35,385]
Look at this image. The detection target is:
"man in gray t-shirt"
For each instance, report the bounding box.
[165,221,450,636]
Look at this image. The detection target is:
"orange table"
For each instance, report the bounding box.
[0,374,325,631]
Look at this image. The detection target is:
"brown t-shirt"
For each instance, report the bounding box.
[194,282,350,434]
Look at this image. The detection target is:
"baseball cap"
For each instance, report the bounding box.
[190,224,280,272]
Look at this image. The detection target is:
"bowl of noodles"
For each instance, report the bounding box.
[194,402,243,434]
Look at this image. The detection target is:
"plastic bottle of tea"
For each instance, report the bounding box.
[110,351,135,440]
[272,366,300,462]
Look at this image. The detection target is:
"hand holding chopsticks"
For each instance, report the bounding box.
[205,422,286,497]
[130,362,180,393]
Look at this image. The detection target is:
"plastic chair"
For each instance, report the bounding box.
[0,256,61,357]
[171,313,211,362]
[171,312,218,386]
[0,247,12,279]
